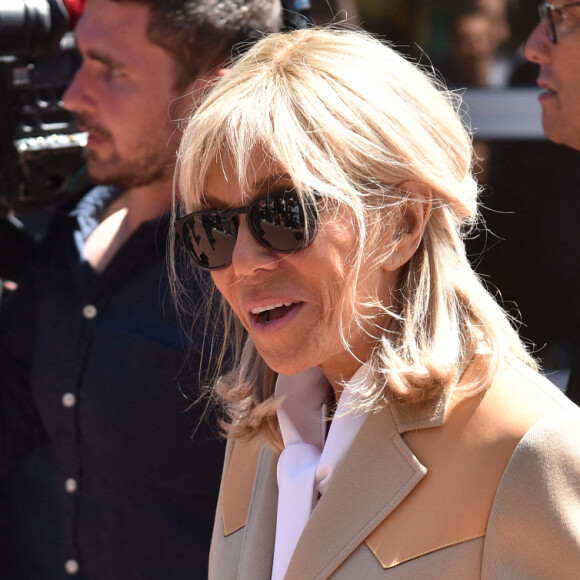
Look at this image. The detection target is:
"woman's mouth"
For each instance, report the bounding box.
[250,302,301,324]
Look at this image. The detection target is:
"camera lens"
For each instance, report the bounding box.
[0,0,69,57]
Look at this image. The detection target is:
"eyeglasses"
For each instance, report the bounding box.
[175,189,319,270]
[538,1,580,43]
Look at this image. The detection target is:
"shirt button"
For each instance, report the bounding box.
[65,478,77,493]
[82,304,98,319]
[62,393,76,408]
[65,559,79,574]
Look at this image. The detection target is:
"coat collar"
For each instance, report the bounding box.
[220,396,439,578]
[220,357,522,577]
[285,404,427,578]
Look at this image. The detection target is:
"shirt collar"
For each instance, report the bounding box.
[69,185,121,241]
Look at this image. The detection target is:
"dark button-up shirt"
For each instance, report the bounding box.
[0,185,225,579]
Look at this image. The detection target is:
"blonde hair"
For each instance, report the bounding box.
[173,27,536,445]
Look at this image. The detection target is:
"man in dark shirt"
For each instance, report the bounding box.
[0,0,281,578]
[524,2,580,404]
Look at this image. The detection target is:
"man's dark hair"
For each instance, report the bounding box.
[113,0,282,87]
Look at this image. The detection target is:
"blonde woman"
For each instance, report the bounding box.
[173,27,580,579]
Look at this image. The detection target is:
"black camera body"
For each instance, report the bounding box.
[0,0,86,217]
[0,0,87,284]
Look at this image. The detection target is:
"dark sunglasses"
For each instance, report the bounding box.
[539,1,580,43]
[175,189,319,270]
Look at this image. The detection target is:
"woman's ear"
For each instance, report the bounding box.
[382,180,432,272]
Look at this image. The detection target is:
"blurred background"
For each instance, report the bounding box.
[312,0,580,387]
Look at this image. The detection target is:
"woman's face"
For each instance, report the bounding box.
[206,150,399,391]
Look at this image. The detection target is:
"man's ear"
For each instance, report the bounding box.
[382,180,432,272]
[213,67,230,79]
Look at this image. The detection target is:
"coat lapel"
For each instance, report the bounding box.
[238,443,280,580]
[285,405,427,578]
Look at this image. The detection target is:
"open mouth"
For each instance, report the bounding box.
[538,80,556,94]
[251,302,301,324]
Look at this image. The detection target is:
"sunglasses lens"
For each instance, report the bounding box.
[249,191,315,253]
[180,213,237,269]
[178,190,318,270]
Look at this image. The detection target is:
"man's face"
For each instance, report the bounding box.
[62,0,193,190]
[524,6,580,151]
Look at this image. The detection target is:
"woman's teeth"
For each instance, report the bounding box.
[251,302,294,315]
[251,302,299,324]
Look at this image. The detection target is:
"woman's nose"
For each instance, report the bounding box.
[230,216,280,277]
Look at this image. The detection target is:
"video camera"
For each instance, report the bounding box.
[0,0,87,218]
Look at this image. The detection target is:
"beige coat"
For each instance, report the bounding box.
[209,360,580,579]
